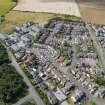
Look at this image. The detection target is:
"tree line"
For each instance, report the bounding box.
[0,42,27,104]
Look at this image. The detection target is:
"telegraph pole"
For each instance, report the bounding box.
[0,15,1,24]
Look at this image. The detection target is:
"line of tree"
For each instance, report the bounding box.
[0,42,27,103]
[12,0,17,2]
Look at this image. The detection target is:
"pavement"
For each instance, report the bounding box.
[7,48,45,105]
[12,95,31,105]
[61,101,70,105]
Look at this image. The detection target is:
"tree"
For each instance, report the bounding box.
[0,42,27,103]
[94,77,105,86]
[0,43,9,65]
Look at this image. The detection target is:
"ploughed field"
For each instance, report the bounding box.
[13,0,81,17]
[78,0,105,24]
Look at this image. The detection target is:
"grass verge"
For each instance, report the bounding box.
[21,98,37,105]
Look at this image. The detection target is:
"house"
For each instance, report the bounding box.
[61,82,74,95]
[82,79,90,86]
[71,95,79,103]
[14,52,24,59]
[31,68,39,75]
[71,88,85,103]
[17,41,26,48]
[47,90,59,105]
[39,82,48,92]
[71,69,78,76]
[90,68,103,77]
[79,75,86,83]
[11,44,20,52]
[21,27,29,34]
[0,34,8,41]
[15,26,21,33]
[21,35,31,43]
[53,88,67,102]
[88,83,98,94]
[95,88,105,98]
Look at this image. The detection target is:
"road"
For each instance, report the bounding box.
[87,25,105,67]
[12,95,31,105]
[7,48,45,105]
[75,3,105,105]
[71,34,77,67]
[67,69,105,105]
[33,44,105,105]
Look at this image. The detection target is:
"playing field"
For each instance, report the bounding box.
[0,0,15,15]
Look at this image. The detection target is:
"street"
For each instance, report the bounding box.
[33,44,105,105]
[87,25,105,67]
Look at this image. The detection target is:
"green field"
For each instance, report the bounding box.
[0,0,15,15]
[0,10,81,33]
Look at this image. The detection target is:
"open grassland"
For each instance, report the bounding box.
[0,10,81,33]
[78,0,105,24]
[14,0,81,17]
[0,0,15,15]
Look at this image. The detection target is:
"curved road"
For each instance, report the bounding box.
[87,25,105,67]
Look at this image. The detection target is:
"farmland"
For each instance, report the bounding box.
[0,0,15,15]
[0,10,80,33]
[13,0,81,17]
[78,0,105,24]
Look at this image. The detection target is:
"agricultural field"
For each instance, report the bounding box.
[78,0,105,24]
[13,0,81,17]
[0,10,80,33]
[0,0,15,15]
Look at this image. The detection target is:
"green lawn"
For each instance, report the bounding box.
[0,0,15,15]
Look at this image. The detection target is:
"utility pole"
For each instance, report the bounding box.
[0,16,1,24]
